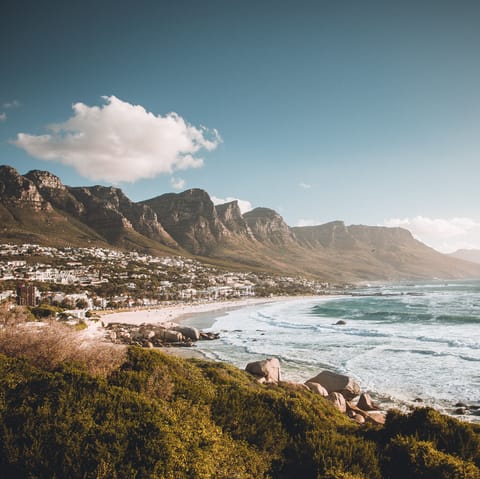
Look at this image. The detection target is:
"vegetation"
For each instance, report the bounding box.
[0,321,478,478]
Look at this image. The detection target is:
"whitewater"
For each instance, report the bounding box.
[187,280,480,420]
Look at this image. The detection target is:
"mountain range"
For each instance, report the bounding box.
[1,164,479,282]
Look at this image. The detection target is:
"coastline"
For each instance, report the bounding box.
[99,295,337,328]
[96,294,340,359]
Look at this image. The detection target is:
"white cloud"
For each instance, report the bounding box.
[295,218,320,227]
[170,176,186,190]
[212,196,253,214]
[0,113,6,122]
[3,100,20,109]
[383,216,480,253]
[298,182,311,189]
[13,96,221,183]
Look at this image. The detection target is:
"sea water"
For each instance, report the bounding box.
[190,280,480,419]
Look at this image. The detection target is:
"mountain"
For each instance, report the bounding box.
[142,189,227,255]
[449,249,480,264]
[1,164,480,281]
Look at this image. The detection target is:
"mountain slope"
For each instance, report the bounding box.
[449,249,480,265]
[1,164,480,281]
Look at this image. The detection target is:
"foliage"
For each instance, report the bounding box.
[29,303,63,319]
[0,338,478,479]
[0,321,125,376]
[383,436,480,479]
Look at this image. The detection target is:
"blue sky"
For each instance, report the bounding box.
[1,0,480,252]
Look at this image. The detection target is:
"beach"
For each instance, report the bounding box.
[99,295,330,328]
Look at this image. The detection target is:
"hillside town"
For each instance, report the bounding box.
[0,244,337,318]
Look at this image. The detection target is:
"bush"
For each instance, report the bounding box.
[383,435,480,479]
[0,321,125,376]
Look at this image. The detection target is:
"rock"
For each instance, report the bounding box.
[245,358,281,383]
[307,370,360,401]
[334,320,347,325]
[305,381,329,397]
[327,392,347,413]
[455,402,468,408]
[353,414,365,424]
[146,341,154,348]
[413,397,423,403]
[455,408,467,415]
[200,332,220,340]
[357,393,377,411]
[347,409,356,418]
[173,325,200,341]
[365,411,386,425]
[159,329,184,343]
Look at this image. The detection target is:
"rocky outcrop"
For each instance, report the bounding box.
[215,201,255,239]
[357,392,377,411]
[0,165,51,212]
[245,358,281,383]
[143,189,226,255]
[327,392,347,413]
[26,170,85,216]
[243,208,296,246]
[173,325,200,341]
[306,370,360,401]
[68,186,178,247]
[105,322,218,347]
[305,381,328,396]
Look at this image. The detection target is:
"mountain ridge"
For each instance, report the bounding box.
[1,164,479,282]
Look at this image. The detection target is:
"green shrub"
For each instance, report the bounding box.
[383,435,480,479]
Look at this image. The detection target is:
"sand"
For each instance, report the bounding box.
[98,296,322,328]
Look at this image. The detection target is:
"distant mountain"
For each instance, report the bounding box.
[1,164,480,282]
[449,249,480,264]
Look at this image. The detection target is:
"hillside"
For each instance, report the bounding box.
[449,249,480,264]
[1,164,480,281]
[0,331,479,479]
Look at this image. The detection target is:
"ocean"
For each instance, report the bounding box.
[187,280,480,420]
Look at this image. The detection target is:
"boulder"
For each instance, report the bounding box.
[306,370,360,400]
[353,414,365,424]
[173,325,200,341]
[245,358,281,383]
[365,411,386,425]
[335,320,347,325]
[327,392,347,413]
[305,381,328,397]
[160,329,184,342]
[357,393,377,411]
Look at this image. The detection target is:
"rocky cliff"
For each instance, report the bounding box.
[243,208,296,245]
[143,189,226,255]
[2,164,480,281]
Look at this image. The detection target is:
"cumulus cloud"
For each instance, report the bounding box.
[170,176,186,190]
[0,113,6,122]
[13,96,221,183]
[298,182,311,189]
[383,216,480,253]
[211,196,253,214]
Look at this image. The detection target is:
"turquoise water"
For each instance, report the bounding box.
[191,280,480,419]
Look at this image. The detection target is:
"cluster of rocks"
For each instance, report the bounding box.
[452,402,480,416]
[245,358,386,426]
[104,322,219,347]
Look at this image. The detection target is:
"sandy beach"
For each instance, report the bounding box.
[99,295,333,328]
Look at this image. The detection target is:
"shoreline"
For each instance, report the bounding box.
[99,295,337,328]
[83,292,480,422]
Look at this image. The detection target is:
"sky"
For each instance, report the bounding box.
[1,0,480,253]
